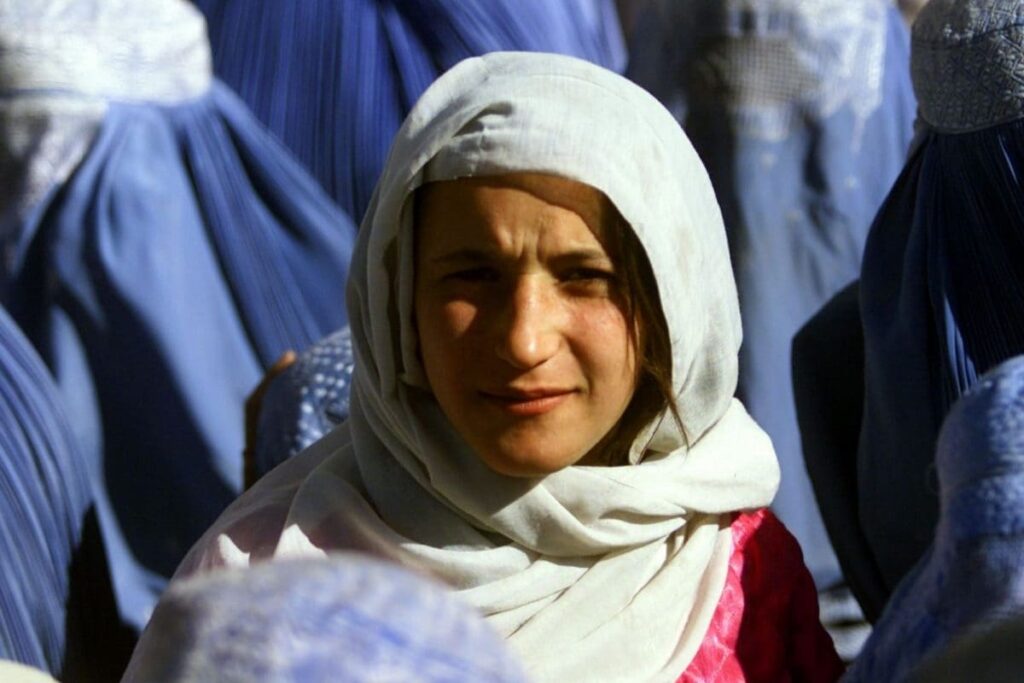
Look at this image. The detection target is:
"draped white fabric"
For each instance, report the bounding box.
[179,52,779,682]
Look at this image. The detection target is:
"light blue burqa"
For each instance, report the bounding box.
[1,0,355,635]
[628,0,916,588]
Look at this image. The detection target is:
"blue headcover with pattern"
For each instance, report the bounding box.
[253,326,355,479]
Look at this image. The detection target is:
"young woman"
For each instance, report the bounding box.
[164,52,841,681]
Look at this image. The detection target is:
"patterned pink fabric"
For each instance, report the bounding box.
[678,510,845,682]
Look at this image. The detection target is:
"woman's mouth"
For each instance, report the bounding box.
[480,388,576,417]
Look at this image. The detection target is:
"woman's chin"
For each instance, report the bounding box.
[476,442,587,478]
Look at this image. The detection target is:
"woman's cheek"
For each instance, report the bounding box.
[439,299,479,338]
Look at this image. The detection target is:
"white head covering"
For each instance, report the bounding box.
[187,52,779,682]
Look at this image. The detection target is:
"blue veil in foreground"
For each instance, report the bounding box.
[857,0,1024,614]
[845,354,1024,682]
[124,555,527,683]
[0,0,355,633]
[628,0,916,590]
[191,0,627,221]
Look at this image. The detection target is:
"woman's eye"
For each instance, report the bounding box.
[563,268,617,283]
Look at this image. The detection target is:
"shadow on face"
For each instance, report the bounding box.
[412,172,672,477]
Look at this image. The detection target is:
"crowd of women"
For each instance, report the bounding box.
[1,0,1024,681]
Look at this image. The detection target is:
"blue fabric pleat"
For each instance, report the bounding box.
[1,83,355,631]
[191,0,626,221]
[629,4,916,589]
[0,306,90,675]
[858,117,1024,606]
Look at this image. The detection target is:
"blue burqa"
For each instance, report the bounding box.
[1,0,355,633]
[192,0,627,221]
[857,0,1024,613]
[628,0,916,588]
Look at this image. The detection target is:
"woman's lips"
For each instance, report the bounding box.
[480,389,575,417]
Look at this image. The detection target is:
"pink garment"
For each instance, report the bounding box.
[679,510,845,682]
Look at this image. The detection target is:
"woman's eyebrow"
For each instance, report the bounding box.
[550,248,614,266]
[430,247,613,266]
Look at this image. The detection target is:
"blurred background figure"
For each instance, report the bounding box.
[191,0,627,222]
[843,355,1024,682]
[614,0,651,45]
[0,0,355,661]
[626,0,916,655]
[853,0,1024,620]
[124,555,528,683]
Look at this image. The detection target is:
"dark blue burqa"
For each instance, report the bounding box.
[858,118,1024,605]
[856,0,1024,612]
[2,82,355,633]
[192,0,626,221]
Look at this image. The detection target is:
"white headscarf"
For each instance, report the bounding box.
[183,52,779,682]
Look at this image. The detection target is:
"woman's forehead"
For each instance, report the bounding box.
[413,173,623,252]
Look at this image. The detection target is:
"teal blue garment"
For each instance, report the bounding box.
[0,306,90,676]
[192,0,626,221]
[628,1,916,588]
[2,83,356,634]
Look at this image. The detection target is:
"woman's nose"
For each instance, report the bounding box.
[494,278,561,370]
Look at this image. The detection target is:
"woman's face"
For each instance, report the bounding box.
[414,173,638,477]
